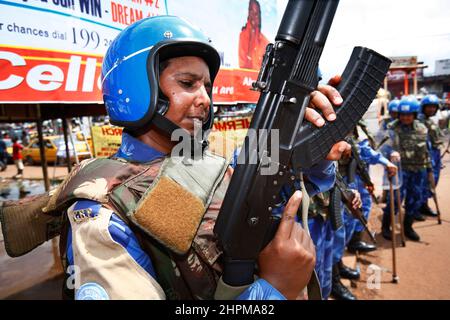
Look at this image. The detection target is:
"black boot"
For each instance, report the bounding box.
[331,264,357,300]
[347,231,377,253]
[419,203,438,217]
[382,214,392,240]
[338,259,360,280]
[404,215,420,241]
[413,213,426,222]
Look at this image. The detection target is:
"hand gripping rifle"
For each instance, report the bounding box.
[334,172,376,243]
[214,0,391,287]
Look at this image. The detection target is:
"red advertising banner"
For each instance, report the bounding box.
[213,68,260,104]
[0,45,103,103]
[0,45,260,104]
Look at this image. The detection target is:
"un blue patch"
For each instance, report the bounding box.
[76,282,110,300]
[72,201,101,224]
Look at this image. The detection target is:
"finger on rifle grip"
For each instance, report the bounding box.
[276,191,302,239]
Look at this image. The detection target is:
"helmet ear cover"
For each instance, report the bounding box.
[126,40,220,137]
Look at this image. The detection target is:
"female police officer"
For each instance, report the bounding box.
[60,16,349,300]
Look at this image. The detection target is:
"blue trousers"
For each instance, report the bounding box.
[424,148,441,200]
[308,216,334,300]
[332,207,357,265]
[383,169,428,218]
[430,147,441,185]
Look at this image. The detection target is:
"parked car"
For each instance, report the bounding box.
[22,135,91,165]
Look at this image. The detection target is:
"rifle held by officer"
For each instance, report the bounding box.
[347,138,379,204]
[214,0,391,287]
[334,172,376,243]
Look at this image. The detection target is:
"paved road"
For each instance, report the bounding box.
[343,155,450,299]
[0,164,69,181]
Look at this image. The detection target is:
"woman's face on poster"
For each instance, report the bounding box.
[248,1,260,29]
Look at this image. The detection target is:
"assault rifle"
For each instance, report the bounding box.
[214,0,391,287]
[347,138,379,204]
[335,172,376,243]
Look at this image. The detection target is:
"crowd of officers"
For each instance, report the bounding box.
[309,94,447,300]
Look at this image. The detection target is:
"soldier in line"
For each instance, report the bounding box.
[418,94,443,218]
[307,187,362,300]
[381,97,431,241]
[329,123,397,300]
[379,99,400,132]
[345,125,398,252]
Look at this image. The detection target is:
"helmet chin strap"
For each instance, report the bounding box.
[153,98,210,158]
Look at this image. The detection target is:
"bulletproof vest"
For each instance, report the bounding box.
[422,118,443,149]
[1,155,229,300]
[392,120,430,171]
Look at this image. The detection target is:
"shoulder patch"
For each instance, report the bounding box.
[76,282,110,300]
[72,200,102,224]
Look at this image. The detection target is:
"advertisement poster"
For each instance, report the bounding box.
[0,0,282,104]
[91,124,122,157]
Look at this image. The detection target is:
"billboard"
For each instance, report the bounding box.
[435,59,450,76]
[0,0,282,104]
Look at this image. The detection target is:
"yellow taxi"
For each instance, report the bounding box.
[22,135,92,165]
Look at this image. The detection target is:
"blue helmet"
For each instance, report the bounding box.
[102,16,221,131]
[420,94,440,116]
[421,94,440,107]
[398,96,420,114]
[388,99,400,113]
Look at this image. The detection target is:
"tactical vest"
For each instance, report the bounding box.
[391,120,430,171]
[1,154,229,300]
[308,192,330,221]
[422,118,443,149]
